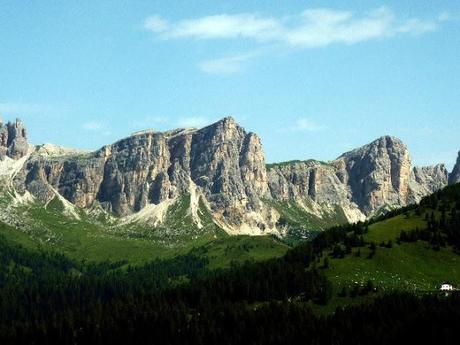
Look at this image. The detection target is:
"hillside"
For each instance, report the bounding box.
[1,183,460,343]
[315,183,460,311]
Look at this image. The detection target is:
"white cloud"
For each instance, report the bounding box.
[177,116,210,128]
[82,121,103,131]
[144,15,169,33]
[396,18,437,35]
[438,11,451,22]
[154,14,282,41]
[145,7,442,48]
[198,53,255,75]
[290,118,326,132]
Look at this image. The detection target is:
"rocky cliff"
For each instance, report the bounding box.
[12,117,274,233]
[267,136,449,220]
[449,152,460,185]
[2,117,457,236]
[0,118,29,159]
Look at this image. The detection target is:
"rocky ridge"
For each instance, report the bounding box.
[0,117,457,237]
[267,136,449,221]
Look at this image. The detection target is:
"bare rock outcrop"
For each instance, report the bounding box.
[13,117,273,232]
[0,118,29,159]
[449,152,460,185]
[268,136,449,218]
[409,164,449,203]
[337,136,413,215]
[5,117,454,235]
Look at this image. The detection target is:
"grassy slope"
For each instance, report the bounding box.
[8,203,174,264]
[0,194,288,266]
[190,235,289,269]
[267,199,348,243]
[320,210,460,312]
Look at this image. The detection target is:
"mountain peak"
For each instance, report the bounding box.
[221,116,236,124]
[208,116,238,129]
[339,135,407,161]
[375,135,404,145]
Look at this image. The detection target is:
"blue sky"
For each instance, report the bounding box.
[0,1,459,168]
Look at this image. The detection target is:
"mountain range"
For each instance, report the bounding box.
[1,116,459,239]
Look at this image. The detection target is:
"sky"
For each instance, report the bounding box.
[0,1,459,169]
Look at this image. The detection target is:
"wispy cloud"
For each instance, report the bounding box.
[198,52,256,75]
[145,13,281,41]
[82,121,112,136]
[177,116,210,128]
[145,7,444,49]
[82,121,103,131]
[144,15,169,32]
[289,118,326,132]
[438,11,451,22]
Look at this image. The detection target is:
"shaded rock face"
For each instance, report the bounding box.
[449,152,460,185]
[13,152,106,208]
[189,118,268,223]
[0,118,28,159]
[8,117,453,233]
[409,164,449,203]
[14,117,270,229]
[337,136,413,215]
[268,136,449,217]
[267,161,349,204]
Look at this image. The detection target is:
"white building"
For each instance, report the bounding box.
[440,283,454,291]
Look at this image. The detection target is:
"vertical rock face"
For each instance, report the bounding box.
[409,164,449,203]
[337,136,413,215]
[0,118,29,159]
[6,117,454,235]
[449,152,460,185]
[13,146,106,208]
[267,161,348,204]
[189,117,268,223]
[13,117,271,231]
[96,132,172,214]
[267,136,450,218]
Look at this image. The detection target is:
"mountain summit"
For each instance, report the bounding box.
[0,117,457,237]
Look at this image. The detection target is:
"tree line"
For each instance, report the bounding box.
[1,183,460,344]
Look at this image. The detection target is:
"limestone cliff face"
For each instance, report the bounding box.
[189,118,269,226]
[0,118,29,159]
[268,136,449,218]
[449,152,460,185]
[267,161,349,204]
[13,146,106,208]
[13,117,272,232]
[409,164,449,203]
[337,136,413,215]
[6,117,455,234]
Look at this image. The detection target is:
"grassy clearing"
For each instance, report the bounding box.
[267,199,348,244]
[320,210,460,312]
[191,235,289,269]
[326,243,460,292]
[365,212,426,243]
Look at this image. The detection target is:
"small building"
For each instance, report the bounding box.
[440,283,454,291]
